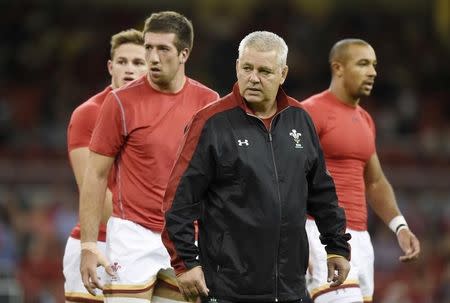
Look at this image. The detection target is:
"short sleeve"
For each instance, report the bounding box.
[360,109,376,141]
[89,92,127,157]
[67,103,99,152]
[302,101,325,136]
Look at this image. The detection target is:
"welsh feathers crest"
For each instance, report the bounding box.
[289,129,303,148]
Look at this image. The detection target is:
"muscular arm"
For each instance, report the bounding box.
[364,153,400,224]
[365,153,420,261]
[79,151,114,243]
[70,147,113,225]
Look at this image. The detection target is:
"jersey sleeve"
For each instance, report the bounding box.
[89,92,127,157]
[365,110,376,139]
[301,101,326,136]
[199,89,220,109]
[67,103,99,152]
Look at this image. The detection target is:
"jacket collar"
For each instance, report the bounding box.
[231,82,291,115]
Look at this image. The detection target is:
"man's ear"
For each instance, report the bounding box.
[280,65,289,85]
[107,60,113,76]
[179,48,190,64]
[331,61,343,77]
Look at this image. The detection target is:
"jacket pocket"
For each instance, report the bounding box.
[216,231,248,275]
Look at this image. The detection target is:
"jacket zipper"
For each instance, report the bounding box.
[268,131,281,302]
[247,107,289,302]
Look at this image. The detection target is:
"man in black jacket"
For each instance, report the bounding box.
[162,31,351,303]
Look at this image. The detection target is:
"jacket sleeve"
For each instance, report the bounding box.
[162,114,215,275]
[305,115,351,260]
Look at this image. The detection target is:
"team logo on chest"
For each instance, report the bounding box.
[289,129,303,149]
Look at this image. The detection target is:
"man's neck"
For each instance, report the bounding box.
[329,81,360,107]
[246,99,277,119]
[147,71,186,94]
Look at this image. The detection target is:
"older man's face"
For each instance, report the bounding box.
[236,47,287,106]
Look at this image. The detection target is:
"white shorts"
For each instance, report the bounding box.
[63,236,106,302]
[104,217,189,302]
[305,219,374,303]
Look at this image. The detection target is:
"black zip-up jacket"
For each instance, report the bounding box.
[162,84,351,302]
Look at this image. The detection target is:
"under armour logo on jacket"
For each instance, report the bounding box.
[237,139,249,146]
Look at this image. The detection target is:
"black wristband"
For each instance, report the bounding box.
[395,223,407,234]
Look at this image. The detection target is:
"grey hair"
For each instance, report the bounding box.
[238,31,288,66]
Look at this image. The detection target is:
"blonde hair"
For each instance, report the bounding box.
[110,29,144,59]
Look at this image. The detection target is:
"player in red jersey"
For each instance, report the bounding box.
[302,39,421,303]
[64,29,147,303]
[78,11,219,303]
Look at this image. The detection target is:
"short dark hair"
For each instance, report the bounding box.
[110,29,144,59]
[329,38,370,64]
[143,11,194,53]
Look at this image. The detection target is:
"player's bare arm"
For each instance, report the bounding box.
[364,153,420,261]
[79,151,115,295]
[364,153,400,223]
[70,147,113,224]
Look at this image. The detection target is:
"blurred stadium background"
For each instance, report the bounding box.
[0,0,449,302]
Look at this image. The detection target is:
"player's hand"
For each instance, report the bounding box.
[80,249,103,295]
[327,256,350,287]
[80,243,114,295]
[397,228,420,262]
[176,266,209,301]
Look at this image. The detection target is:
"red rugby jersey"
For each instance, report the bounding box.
[302,90,376,230]
[90,76,219,231]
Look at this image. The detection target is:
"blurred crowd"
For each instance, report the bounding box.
[0,0,449,302]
